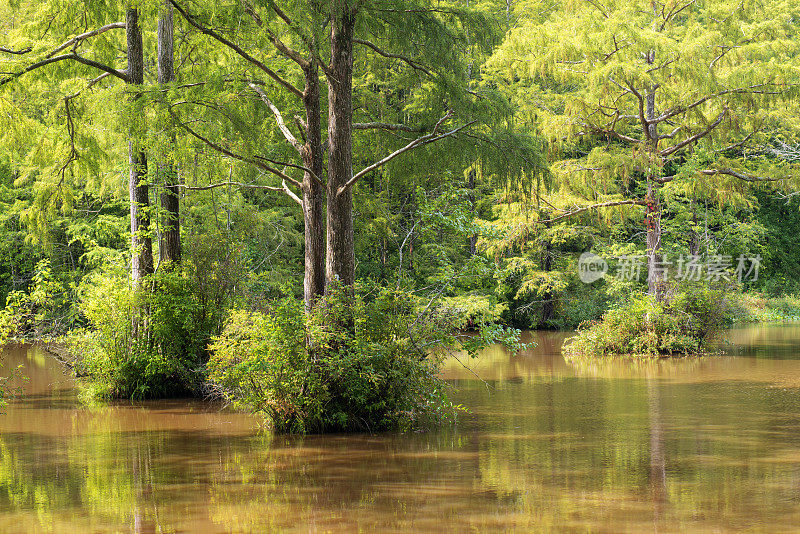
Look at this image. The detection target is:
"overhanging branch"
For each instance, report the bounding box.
[538,200,647,223]
[660,108,727,157]
[170,0,303,99]
[353,122,424,133]
[0,46,32,55]
[354,38,432,76]
[698,168,788,182]
[170,109,302,190]
[45,22,126,59]
[339,112,474,197]
[177,181,282,191]
[0,52,128,87]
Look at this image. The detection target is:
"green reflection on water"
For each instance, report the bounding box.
[0,325,799,532]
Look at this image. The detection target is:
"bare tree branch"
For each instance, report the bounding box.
[282,179,302,205]
[353,122,424,133]
[0,52,129,86]
[45,22,126,59]
[538,199,646,223]
[339,113,475,197]
[263,26,309,69]
[177,181,282,191]
[0,46,32,55]
[698,168,788,182]
[660,108,726,157]
[170,109,302,189]
[264,0,331,77]
[354,38,432,76]
[169,0,303,99]
[626,81,655,144]
[249,83,302,152]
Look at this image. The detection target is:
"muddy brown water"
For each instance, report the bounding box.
[2,325,800,532]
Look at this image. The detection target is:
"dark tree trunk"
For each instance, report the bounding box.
[540,228,555,325]
[325,3,356,290]
[467,169,477,255]
[689,203,700,256]
[302,61,325,310]
[645,179,664,299]
[127,8,154,285]
[158,1,181,266]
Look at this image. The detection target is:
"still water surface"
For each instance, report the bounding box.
[2,325,800,532]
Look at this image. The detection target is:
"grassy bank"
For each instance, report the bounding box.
[736,294,800,323]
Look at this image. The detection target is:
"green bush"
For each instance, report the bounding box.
[70,270,200,398]
[208,284,517,434]
[733,293,800,323]
[563,284,736,359]
[70,249,241,399]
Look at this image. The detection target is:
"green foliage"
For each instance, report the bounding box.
[563,284,738,359]
[72,270,199,399]
[735,293,800,323]
[208,283,522,434]
[0,260,74,342]
[72,244,244,399]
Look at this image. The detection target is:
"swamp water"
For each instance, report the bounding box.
[1,325,800,532]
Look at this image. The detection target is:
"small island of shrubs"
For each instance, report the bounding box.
[563,282,800,360]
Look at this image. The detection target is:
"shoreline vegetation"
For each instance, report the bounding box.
[3,0,800,433]
[563,288,800,361]
[5,286,800,383]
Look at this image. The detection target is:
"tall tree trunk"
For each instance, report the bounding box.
[467,169,477,255]
[325,3,356,290]
[689,203,700,256]
[540,224,554,325]
[127,8,154,285]
[644,58,664,301]
[302,61,325,310]
[645,179,664,298]
[158,1,181,266]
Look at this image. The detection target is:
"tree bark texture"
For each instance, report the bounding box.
[325,3,356,290]
[302,61,325,310]
[127,8,154,285]
[158,1,181,266]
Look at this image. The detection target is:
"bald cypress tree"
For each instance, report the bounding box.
[168,0,541,310]
[0,2,155,285]
[489,0,800,299]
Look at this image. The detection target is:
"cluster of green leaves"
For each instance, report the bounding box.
[208,281,522,433]
[0,260,75,342]
[70,242,245,399]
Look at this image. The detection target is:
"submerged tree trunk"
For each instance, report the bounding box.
[302,61,325,310]
[127,8,154,285]
[325,3,356,291]
[158,1,181,266]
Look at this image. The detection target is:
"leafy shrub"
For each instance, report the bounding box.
[563,284,737,359]
[71,270,200,398]
[70,247,242,399]
[208,284,522,434]
[440,294,506,329]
